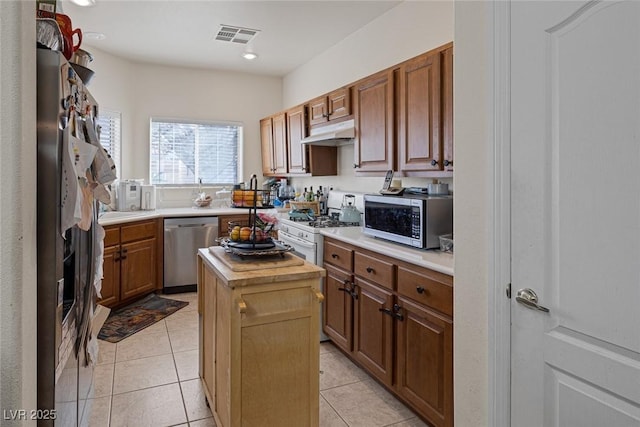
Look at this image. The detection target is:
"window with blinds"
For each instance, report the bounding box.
[96,110,122,179]
[150,119,241,185]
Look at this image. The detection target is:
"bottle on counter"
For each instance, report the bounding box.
[318,186,327,215]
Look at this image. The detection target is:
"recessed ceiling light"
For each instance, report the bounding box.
[68,0,96,6]
[85,32,106,41]
[242,52,258,60]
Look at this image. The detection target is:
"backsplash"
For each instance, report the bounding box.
[154,186,232,209]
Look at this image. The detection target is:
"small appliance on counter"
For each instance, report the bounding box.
[363,193,453,249]
[116,179,142,211]
[140,184,156,210]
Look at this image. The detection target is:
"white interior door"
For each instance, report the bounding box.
[511,1,640,426]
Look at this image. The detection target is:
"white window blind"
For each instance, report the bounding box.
[96,110,121,178]
[150,119,241,185]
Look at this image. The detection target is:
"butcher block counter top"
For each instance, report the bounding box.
[198,247,325,288]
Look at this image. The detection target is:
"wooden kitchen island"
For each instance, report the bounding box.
[197,247,325,427]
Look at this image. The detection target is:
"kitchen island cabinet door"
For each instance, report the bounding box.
[120,237,157,301]
[353,70,395,174]
[99,245,120,307]
[352,277,394,387]
[395,296,453,427]
[323,264,354,352]
[238,284,320,427]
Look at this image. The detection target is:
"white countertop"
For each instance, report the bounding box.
[100,208,454,276]
[319,227,454,276]
[98,207,242,226]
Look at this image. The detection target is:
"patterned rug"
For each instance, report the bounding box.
[98,294,188,343]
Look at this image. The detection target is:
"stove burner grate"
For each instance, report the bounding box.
[307,216,360,228]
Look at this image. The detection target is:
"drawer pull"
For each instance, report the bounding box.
[331,253,339,259]
[366,267,374,274]
[416,286,426,294]
[313,290,325,303]
[236,298,247,313]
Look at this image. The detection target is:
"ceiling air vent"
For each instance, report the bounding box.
[215,25,260,44]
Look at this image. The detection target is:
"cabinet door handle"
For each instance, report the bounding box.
[416,286,426,294]
[431,159,438,166]
[366,267,374,274]
[313,290,325,302]
[392,303,404,321]
[353,163,360,169]
[379,304,404,321]
[236,298,247,313]
[444,159,452,167]
[322,113,329,118]
[379,307,394,317]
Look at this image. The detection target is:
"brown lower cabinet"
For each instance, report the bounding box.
[99,219,161,308]
[323,237,453,427]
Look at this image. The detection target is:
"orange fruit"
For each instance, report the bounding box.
[239,227,251,241]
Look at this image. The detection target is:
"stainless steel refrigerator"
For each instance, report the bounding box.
[37,48,100,427]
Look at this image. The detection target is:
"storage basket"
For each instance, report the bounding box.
[289,201,320,216]
[231,189,273,208]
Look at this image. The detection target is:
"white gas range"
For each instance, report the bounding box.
[277,191,364,341]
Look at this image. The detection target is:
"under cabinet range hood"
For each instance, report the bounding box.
[301,119,355,146]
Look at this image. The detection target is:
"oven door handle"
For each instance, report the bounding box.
[278,230,316,249]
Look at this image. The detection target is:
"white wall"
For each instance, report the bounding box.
[282,1,454,194]
[453,1,491,426]
[283,1,454,108]
[80,47,135,179]
[0,2,37,425]
[86,50,283,206]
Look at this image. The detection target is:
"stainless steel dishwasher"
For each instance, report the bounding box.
[163,217,219,293]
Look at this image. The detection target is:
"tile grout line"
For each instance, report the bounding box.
[169,307,191,425]
[108,342,117,427]
[320,393,351,427]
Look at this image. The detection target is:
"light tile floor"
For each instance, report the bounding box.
[87,292,428,427]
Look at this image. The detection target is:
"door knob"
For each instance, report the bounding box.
[515,288,550,313]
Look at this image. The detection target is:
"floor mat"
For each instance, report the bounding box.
[97,293,188,343]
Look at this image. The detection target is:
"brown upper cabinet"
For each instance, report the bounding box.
[308,87,352,127]
[260,113,288,176]
[286,104,308,174]
[261,105,338,177]
[260,42,453,178]
[442,46,454,172]
[397,49,442,174]
[352,42,453,177]
[353,69,395,174]
[286,104,338,176]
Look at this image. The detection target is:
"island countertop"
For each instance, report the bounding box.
[197,247,325,288]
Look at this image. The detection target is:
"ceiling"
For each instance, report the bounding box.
[62,0,402,77]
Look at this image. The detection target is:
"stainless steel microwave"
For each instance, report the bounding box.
[363,194,453,249]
